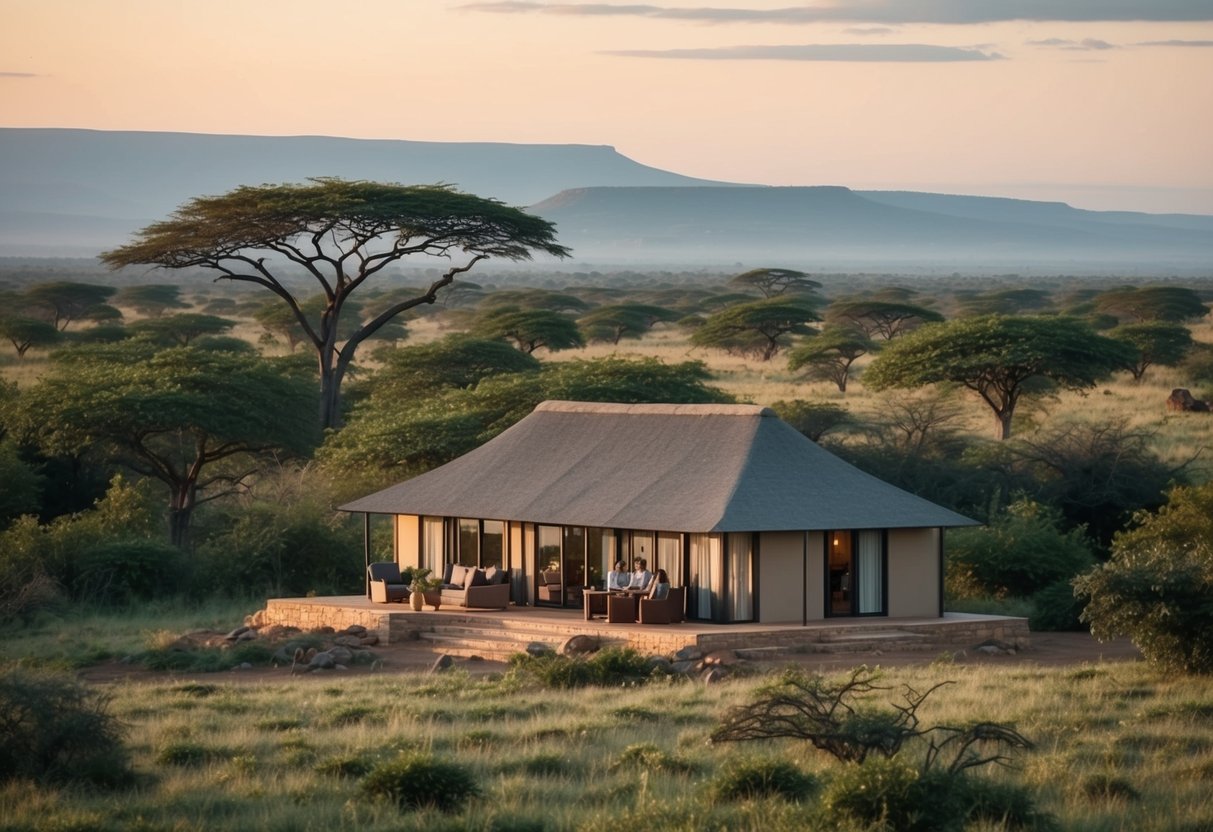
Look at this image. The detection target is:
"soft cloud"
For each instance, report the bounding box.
[604,43,1003,61]
[0,71,38,78]
[459,1,1213,24]
[844,26,898,35]
[1027,37,1119,50]
[1137,38,1213,46]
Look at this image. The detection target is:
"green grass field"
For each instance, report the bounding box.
[3,655,1212,831]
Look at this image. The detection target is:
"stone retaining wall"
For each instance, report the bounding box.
[265,599,394,644]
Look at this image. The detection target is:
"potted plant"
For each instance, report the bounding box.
[409,567,442,611]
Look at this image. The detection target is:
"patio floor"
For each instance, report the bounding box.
[264,595,1030,660]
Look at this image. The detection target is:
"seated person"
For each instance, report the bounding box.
[606,560,630,591]
[627,559,653,593]
[647,568,670,601]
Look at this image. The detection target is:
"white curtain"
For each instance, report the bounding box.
[658,533,682,586]
[422,517,445,574]
[857,530,883,614]
[689,533,720,619]
[728,533,753,621]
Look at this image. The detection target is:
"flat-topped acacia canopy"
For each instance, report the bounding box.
[102,178,570,429]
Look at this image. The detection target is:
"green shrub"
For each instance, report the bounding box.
[823,758,969,832]
[72,539,187,605]
[508,646,654,689]
[1081,773,1141,802]
[315,752,376,778]
[360,752,480,813]
[709,757,817,803]
[0,669,131,787]
[1076,482,1213,674]
[947,499,1096,599]
[610,743,700,776]
[155,741,223,767]
[1030,580,1088,631]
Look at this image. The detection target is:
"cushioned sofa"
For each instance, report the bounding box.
[439,563,511,609]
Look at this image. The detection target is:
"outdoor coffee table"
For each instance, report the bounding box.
[583,589,610,620]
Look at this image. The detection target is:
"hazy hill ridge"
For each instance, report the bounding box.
[2,128,1210,269]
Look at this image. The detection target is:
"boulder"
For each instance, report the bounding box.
[703,649,739,667]
[333,635,363,648]
[1167,388,1212,413]
[341,624,368,636]
[328,646,354,664]
[645,656,673,674]
[430,654,455,673]
[702,667,729,685]
[359,634,379,647]
[560,634,600,656]
[669,660,698,675]
[672,646,703,662]
[525,642,554,657]
[308,651,337,670]
[244,609,268,628]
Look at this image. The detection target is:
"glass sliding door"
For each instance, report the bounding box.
[587,527,614,591]
[562,526,586,606]
[536,525,563,606]
[827,530,886,617]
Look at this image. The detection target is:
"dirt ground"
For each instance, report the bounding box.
[79,631,1142,686]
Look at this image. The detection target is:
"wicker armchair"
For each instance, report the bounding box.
[639,586,685,624]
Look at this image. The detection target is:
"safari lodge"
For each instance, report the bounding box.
[341,401,976,625]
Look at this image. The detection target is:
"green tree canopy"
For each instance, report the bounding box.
[1094,286,1209,324]
[864,315,1134,439]
[769,399,853,443]
[0,316,61,358]
[101,178,569,429]
[786,325,878,393]
[824,299,944,340]
[1076,481,1213,673]
[690,297,821,361]
[321,356,729,488]
[127,313,236,346]
[363,335,540,401]
[577,304,680,345]
[955,288,1053,317]
[727,267,821,298]
[22,282,118,331]
[114,284,190,318]
[472,307,585,354]
[9,343,319,546]
[1107,321,1194,381]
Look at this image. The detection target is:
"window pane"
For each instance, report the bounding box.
[458,519,479,567]
[587,527,611,590]
[482,520,504,569]
[829,531,853,616]
[857,530,884,614]
[562,526,586,604]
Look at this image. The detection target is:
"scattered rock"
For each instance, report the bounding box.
[669,660,698,675]
[1167,388,1212,413]
[308,651,337,670]
[233,662,253,671]
[560,634,600,656]
[645,656,672,674]
[702,667,729,684]
[525,642,553,657]
[341,624,368,636]
[303,647,318,663]
[359,634,379,647]
[328,646,354,665]
[973,639,1017,656]
[672,646,702,662]
[430,654,455,673]
[333,635,363,648]
[703,649,739,667]
[244,609,268,628]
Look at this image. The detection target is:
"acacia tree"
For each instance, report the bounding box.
[10,343,318,546]
[865,316,1134,440]
[728,267,821,298]
[21,282,118,331]
[578,304,680,345]
[690,297,820,361]
[1094,286,1208,324]
[472,307,585,354]
[101,178,569,429]
[1107,321,1194,381]
[0,316,61,358]
[786,325,877,392]
[825,299,944,340]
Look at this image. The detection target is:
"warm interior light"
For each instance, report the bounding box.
[833,537,840,546]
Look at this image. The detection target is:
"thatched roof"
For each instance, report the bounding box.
[341,401,976,532]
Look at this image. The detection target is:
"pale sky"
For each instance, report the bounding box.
[3,0,1213,213]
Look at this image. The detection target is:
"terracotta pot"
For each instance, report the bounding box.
[425,590,442,610]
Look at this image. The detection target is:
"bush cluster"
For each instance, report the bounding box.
[709,756,818,803]
[0,669,132,788]
[359,752,480,813]
[507,647,658,688]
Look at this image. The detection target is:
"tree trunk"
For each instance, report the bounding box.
[168,482,196,548]
[995,408,1014,441]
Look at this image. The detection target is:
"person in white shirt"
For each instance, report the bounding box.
[606,560,630,591]
[628,558,653,592]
